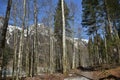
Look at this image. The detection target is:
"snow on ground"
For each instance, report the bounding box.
[64,77,89,80]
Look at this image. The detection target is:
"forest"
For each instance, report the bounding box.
[0,0,120,80]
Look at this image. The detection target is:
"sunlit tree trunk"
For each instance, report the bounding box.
[31,37,34,76]
[49,28,54,74]
[61,0,67,74]
[12,3,18,80]
[16,0,26,79]
[72,20,75,69]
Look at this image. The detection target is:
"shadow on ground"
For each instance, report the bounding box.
[99,75,120,80]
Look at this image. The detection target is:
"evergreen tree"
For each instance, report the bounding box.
[82,0,99,36]
[82,0,120,66]
[54,0,70,71]
[54,0,70,42]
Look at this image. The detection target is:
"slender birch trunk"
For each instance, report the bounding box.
[12,3,18,80]
[72,40,76,69]
[16,0,26,79]
[61,0,67,74]
[72,18,75,69]
[50,29,54,74]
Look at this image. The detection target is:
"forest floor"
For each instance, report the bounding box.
[22,66,120,80]
[4,65,120,80]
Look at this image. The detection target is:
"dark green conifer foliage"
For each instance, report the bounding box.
[54,0,71,42]
[54,0,71,71]
[82,0,120,66]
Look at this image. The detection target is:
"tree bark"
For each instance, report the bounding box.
[49,29,54,74]
[0,0,12,79]
[12,3,18,80]
[16,0,26,79]
[61,0,67,74]
[32,0,38,76]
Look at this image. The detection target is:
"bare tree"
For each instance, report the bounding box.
[68,1,78,69]
[32,0,38,76]
[41,0,55,74]
[12,2,18,80]
[16,0,26,79]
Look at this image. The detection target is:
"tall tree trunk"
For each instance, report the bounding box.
[72,16,76,69]
[72,40,76,69]
[31,37,34,77]
[0,0,12,79]
[61,0,67,74]
[49,29,54,74]
[12,3,17,80]
[25,0,30,76]
[32,0,38,76]
[25,26,29,76]
[16,0,26,79]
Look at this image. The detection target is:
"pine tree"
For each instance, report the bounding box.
[54,0,70,41]
[82,0,120,66]
[54,0,70,72]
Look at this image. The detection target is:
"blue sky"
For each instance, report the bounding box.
[0,0,88,39]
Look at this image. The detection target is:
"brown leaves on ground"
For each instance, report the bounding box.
[4,67,120,80]
[24,73,64,80]
[97,67,120,79]
[79,67,120,79]
[68,67,120,80]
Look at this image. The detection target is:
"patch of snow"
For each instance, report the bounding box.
[24,29,27,37]
[7,38,10,44]
[74,38,88,43]
[64,77,89,80]
[7,25,29,37]
[81,39,88,43]
[8,25,22,31]
[74,38,78,40]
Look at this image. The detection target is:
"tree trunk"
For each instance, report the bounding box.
[72,36,76,69]
[25,0,30,76]
[61,0,67,74]
[12,3,17,80]
[25,26,29,76]
[72,17,76,69]
[49,29,54,74]
[0,0,12,79]
[16,0,26,79]
[32,0,38,76]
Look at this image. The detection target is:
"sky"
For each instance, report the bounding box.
[0,0,88,39]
